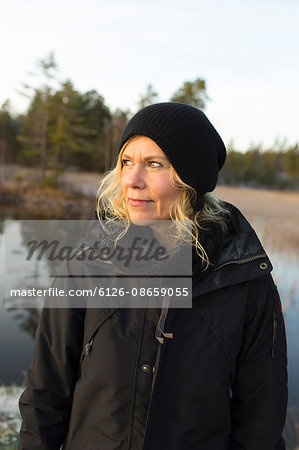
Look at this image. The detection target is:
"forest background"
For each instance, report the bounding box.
[1,53,299,192]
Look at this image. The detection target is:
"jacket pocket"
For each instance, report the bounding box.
[76,308,119,379]
[199,311,243,383]
[76,337,94,380]
[79,338,94,366]
[271,285,287,367]
[83,307,119,344]
[272,308,278,359]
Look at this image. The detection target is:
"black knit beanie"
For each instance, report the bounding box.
[117,102,226,211]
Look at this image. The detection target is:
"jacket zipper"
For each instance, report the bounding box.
[127,308,147,450]
[142,342,162,449]
[212,252,267,271]
[75,245,113,265]
[272,309,278,359]
[142,299,174,448]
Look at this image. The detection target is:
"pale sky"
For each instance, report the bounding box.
[1,0,298,150]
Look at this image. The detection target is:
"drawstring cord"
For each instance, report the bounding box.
[155,295,174,344]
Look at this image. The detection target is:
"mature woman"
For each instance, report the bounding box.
[19,102,288,450]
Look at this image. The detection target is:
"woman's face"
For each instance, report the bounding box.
[120,136,180,222]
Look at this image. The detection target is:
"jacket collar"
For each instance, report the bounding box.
[214,202,268,268]
[85,215,190,277]
[89,203,272,292]
[192,202,272,297]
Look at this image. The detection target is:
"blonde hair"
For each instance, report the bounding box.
[96,136,230,269]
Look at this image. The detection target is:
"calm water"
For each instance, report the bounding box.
[1,218,299,447]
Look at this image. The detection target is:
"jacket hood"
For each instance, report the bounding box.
[215,202,269,268]
[192,202,272,297]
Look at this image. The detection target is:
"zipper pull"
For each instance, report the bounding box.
[83,339,94,356]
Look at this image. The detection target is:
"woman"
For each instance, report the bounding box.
[19,102,288,450]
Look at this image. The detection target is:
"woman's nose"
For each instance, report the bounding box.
[126,166,146,189]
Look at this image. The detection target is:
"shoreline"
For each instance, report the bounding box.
[0,184,95,219]
[0,165,100,219]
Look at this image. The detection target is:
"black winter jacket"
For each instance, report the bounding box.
[18,204,288,450]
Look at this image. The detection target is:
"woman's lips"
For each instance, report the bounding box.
[128,198,153,207]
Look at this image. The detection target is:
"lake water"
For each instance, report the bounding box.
[1,217,299,448]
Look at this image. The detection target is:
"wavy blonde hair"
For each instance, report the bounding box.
[96,136,230,269]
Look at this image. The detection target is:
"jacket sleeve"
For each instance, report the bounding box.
[18,265,86,450]
[229,274,288,450]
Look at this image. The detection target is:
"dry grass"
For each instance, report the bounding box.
[0,180,94,219]
[215,185,299,255]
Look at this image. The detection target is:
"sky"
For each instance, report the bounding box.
[1,0,299,150]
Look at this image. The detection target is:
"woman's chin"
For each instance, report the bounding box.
[129,216,157,226]
[127,206,169,223]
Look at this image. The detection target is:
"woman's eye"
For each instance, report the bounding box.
[122,159,132,166]
[148,161,162,168]
[122,159,162,168]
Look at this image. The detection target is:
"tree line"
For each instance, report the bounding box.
[219,140,299,189]
[0,53,298,189]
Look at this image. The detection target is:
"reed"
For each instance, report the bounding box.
[215,185,299,317]
[215,185,299,255]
